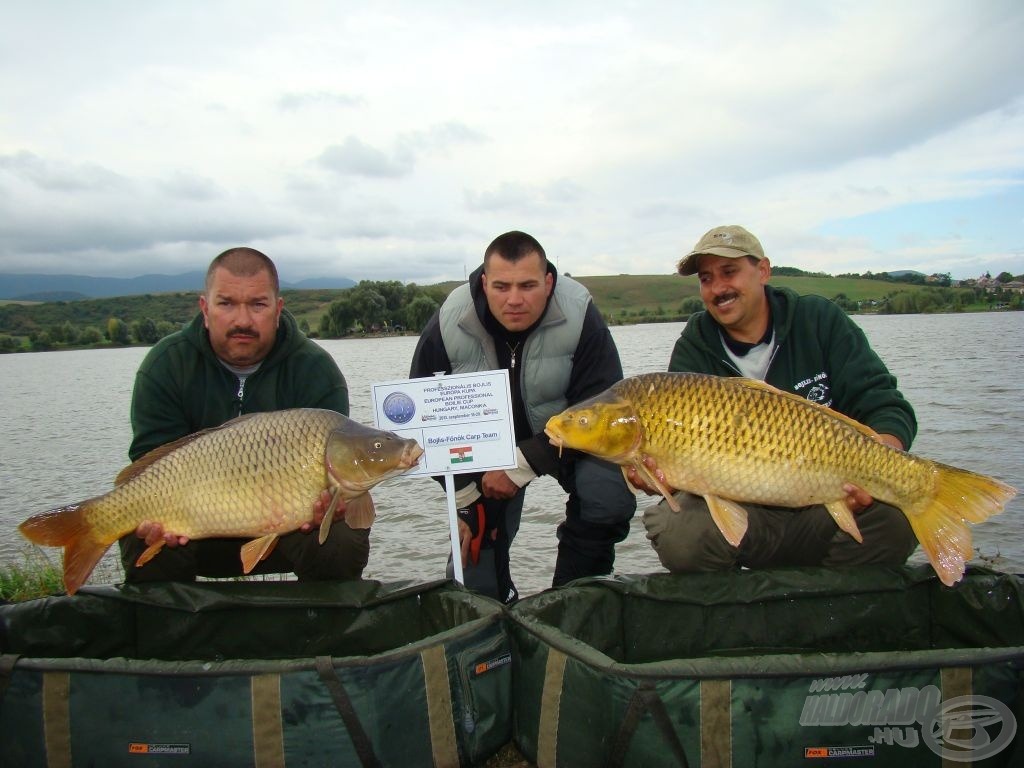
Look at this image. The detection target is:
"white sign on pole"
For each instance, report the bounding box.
[371,370,517,584]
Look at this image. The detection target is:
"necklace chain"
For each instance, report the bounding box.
[507,341,520,370]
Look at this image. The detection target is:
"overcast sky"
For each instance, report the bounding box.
[1,1,1022,285]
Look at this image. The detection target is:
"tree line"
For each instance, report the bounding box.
[0,280,450,353]
[1,275,1020,355]
[837,285,1022,314]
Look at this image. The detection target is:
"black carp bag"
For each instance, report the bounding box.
[507,565,1024,767]
[0,579,511,767]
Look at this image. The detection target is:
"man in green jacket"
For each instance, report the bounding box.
[118,247,369,583]
[632,225,918,571]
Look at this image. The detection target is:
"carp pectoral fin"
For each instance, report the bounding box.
[240,534,279,574]
[318,487,343,545]
[135,540,166,568]
[705,495,748,547]
[344,494,376,529]
[826,500,864,543]
[630,460,681,512]
[621,466,638,493]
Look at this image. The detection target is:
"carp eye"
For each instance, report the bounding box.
[373,440,383,449]
[579,416,589,426]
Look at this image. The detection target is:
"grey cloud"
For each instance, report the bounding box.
[0,158,293,259]
[543,179,584,204]
[464,182,534,212]
[0,151,126,192]
[317,137,414,178]
[399,122,487,153]
[0,209,291,257]
[157,172,224,201]
[632,201,714,221]
[464,178,583,212]
[622,6,1024,181]
[277,91,365,111]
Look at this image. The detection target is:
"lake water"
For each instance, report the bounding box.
[1,313,1021,597]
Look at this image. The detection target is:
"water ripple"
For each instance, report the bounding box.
[2,314,1022,596]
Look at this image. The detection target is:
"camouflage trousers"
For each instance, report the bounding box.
[643,492,917,572]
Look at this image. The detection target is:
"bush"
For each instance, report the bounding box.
[0,334,21,353]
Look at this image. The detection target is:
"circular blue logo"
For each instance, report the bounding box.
[383,391,416,424]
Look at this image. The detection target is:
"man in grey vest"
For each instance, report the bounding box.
[410,231,636,602]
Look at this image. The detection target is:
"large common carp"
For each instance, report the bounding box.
[544,372,1016,586]
[20,408,423,594]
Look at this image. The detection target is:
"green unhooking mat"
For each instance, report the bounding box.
[0,579,511,768]
[507,565,1024,768]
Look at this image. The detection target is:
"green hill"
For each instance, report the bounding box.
[0,272,1005,352]
[570,273,916,321]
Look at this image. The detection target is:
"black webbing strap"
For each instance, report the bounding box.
[315,656,382,768]
[606,680,690,768]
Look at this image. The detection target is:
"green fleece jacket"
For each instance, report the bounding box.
[129,310,348,460]
[669,286,917,449]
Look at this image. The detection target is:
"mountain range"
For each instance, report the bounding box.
[0,271,357,301]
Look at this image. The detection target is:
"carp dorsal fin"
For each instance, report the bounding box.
[733,377,880,439]
[115,414,263,486]
[344,494,376,529]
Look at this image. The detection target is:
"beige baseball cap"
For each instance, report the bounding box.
[676,225,765,276]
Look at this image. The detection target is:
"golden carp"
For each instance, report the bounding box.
[544,372,1016,587]
[19,408,423,594]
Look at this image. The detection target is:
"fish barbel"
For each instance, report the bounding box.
[544,372,1016,587]
[19,408,423,594]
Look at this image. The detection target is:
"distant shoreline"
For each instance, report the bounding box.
[1,306,1019,356]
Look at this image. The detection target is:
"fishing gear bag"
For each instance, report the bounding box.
[0,579,511,767]
[507,564,1024,767]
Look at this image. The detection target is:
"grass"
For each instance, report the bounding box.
[0,550,64,602]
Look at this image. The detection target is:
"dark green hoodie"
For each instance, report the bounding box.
[669,286,916,449]
[129,310,348,460]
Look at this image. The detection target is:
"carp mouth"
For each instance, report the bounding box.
[402,442,425,468]
[544,428,565,457]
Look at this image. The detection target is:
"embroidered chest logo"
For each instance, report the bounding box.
[794,372,832,406]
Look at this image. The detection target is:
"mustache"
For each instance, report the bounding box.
[713,293,739,306]
[227,327,259,338]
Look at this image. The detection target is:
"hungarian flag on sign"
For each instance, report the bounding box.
[449,446,473,464]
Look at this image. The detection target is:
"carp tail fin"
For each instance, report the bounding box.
[19,501,111,595]
[63,536,112,596]
[905,463,1016,587]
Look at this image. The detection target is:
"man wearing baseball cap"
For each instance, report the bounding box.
[629,225,920,574]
